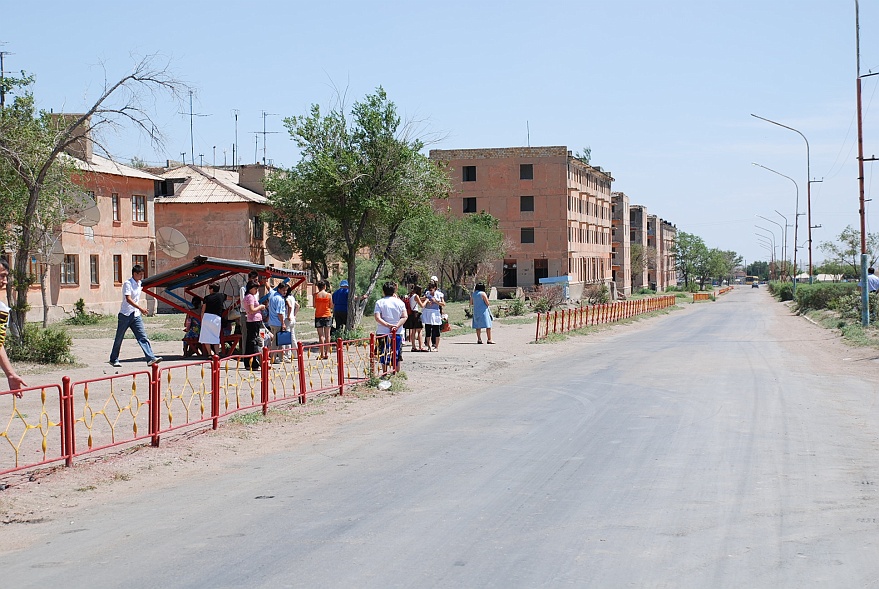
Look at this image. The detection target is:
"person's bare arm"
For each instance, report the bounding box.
[0,345,26,397]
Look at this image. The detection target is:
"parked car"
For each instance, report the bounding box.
[752,282,759,288]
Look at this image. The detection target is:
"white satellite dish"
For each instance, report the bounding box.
[265,235,293,262]
[65,191,100,226]
[156,227,190,259]
[47,240,65,265]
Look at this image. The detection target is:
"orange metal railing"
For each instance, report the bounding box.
[535,295,677,341]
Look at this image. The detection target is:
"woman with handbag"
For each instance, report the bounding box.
[420,280,445,352]
[404,285,426,352]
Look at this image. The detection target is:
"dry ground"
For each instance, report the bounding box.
[3,291,871,553]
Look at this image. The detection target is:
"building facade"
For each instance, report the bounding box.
[428,146,614,300]
[611,192,632,297]
[629,204,649,291]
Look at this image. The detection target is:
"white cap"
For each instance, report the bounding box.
[430,275,438,282]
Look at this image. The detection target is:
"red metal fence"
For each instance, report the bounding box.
[1,333,401,477]
[534,295,677,341]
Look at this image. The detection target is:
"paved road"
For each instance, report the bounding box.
[5,289,879,587]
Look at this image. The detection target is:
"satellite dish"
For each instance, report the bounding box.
[65,191,100,226]
[47,240,65,265]
[156,227,190,259]
[265,235,293,262]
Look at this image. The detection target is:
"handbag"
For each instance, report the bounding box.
[276,330,293,346]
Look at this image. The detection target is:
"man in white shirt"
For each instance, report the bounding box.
[109,264,162,367]
[374,281,408,372]
[0,258,26,396]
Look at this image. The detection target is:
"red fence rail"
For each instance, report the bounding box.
[1,331,401,477]
[534,295,677,341]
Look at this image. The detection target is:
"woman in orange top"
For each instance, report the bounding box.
[313,280,333,359]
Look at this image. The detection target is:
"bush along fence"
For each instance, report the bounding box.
[534,295,677,341]
[0,333,401,477]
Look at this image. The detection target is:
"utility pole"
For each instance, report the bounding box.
[0,48,11,110]
[856,0,879,325]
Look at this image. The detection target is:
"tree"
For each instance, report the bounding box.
[267,88,450,327]
[630,243,657,277]
[0,56,185,340]
[819,225,879,278]
[673,232,708,289]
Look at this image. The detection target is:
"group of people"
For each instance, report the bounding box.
[400,276,447,352]
[241,271,300,369]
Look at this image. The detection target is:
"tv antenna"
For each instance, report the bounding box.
[253,111,278,165]
[180,90,210,167]
[231,109,240,169]
[0,46,13,110]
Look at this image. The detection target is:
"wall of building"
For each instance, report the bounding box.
[25,171,157,322]
[611,192,632,297]
[430,146,613,297]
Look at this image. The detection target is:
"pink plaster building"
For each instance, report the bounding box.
[21,148,164,322]
[429,146,614,300]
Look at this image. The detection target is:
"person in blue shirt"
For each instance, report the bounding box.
[267,282,289,359]
[332,280,350,333]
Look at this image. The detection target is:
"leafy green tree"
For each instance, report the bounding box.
[814,260,854,280]
[747,261,770,280]
[267,88,450,327]
[819,224,879,278]
[673,232,708,289]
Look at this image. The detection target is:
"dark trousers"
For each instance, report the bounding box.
[245,321,262,368]
[425,324,441,347]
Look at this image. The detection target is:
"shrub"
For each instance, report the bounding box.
[65,298,102,325]
[794,282,858,312]
[768,281,794,302]
[831,291,879,321]
[532,284,565,313]
[334,325,366,341]
[582,283,609,305]
[637,288,656,295]
[505,298,526,317]
[6,324,74,364]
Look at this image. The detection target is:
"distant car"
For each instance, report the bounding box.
[752,283,759,288]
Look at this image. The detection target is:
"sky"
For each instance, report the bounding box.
[4,0,879,268]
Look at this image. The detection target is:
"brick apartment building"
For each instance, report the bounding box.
[629,204,649,291]
[611,192,632,297]
[646,215,678,291]
[429,146,614,300]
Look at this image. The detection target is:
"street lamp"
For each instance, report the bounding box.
[757,214,786,279]
[774,210,790,280]
[755,228,777,278]
[751,114,817,283]
[752,162,799,291]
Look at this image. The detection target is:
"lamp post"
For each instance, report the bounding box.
[752,114,816,283]
[774,210,789,280]
[757,215,786,280]
[752,162,799,291]
[755,239,774,279]
[755,228,777,279]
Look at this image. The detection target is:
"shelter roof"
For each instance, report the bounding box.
[142,255,307,316]
[156,165,267,204]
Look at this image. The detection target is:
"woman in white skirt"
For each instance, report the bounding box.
[199,283,227,356]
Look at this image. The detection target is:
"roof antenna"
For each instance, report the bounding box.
[527,120,530,147]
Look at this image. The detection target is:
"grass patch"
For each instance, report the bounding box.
[228,411,268,426]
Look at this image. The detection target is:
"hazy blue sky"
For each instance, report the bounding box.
[4,0,879,267]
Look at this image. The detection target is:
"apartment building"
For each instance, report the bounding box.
[428,146,613,300]
[629,204,649,291]
[646,215,678,291]
[611,192,632,297]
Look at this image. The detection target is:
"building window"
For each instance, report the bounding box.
[90,255,99,285]
[112,193,120,222]
[61,255,78,285]
[463,197,477,213]
[520,164,533,180]
[462,165,476,182]
[132,255,147,277]
[520,196,534,212]
[132,195,146,222]
[521,227,535,244]
[253,216,264,240]
[113,255,123,283]
[27,257,46,280]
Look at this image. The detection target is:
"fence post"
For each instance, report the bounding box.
[260,346,270,415]
[61,376,74,467]
[150,363,161,447]
[297,341,307,404]
[336,337,345,395]
[369,333,377,379]
[211,354,220,430]
[535,312,541,342]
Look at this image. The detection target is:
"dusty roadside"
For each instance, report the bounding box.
[3,291,873,551]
